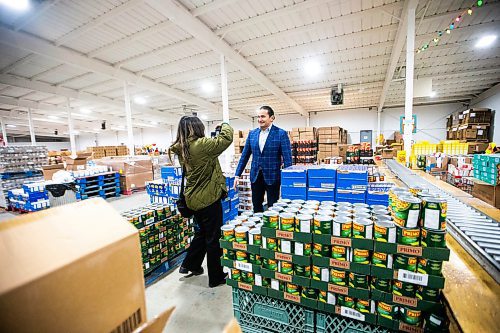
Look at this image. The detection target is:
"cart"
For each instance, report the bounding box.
[46,182,79,207]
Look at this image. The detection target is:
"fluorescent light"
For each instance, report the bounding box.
[475,35,497,48]
[133,96,147,105]
[6,124,16,128]
[429,91,437,97]
[304,61,321,77]
[0,0,30,11]
[151,121,159,125]
[48,115,59,120]
[80,107,92,114]
[200,115,208,120]
[201,82,214,93]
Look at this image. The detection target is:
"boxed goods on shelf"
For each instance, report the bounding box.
[8,181,49,212]
[221,186,451,333]
[121,203,193,275]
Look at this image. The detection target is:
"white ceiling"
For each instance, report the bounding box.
[0,0,498,138]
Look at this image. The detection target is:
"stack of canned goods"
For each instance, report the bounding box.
[122,204,194,274]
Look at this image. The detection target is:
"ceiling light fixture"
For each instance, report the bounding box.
[48,115,59,120]
[200,115,208,120]
[201,82,214,93]
[304,61,321,77]
[475,35,497,48]
[430,91,437,98]
[6,124,16,128]
[80,107,92,114]
[0,0,30,11]
[151,121,159,125]
[133,96,147,105]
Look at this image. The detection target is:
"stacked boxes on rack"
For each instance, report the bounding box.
[446,108,491,141]
[121,204,193,275]
[335,165,368,204]
[233,130,249,155]
[473,154,500,185]
[317,126,348,163]
[291,127,318,165]
[223,176,239,223]
[220,188,451,333]
[74,172,121,200]
[8,181,50,212]
[237,168,252,212]
[0,146,48,208]
[89,145,129,159]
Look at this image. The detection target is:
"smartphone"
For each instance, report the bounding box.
[211,125,222,138]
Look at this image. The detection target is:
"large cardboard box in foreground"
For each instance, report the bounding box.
[472,179,500,209]
[0,198,146,333]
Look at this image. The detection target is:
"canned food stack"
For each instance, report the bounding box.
[7,181,50,212]
[220,196,451,333]
[121,203,194,275]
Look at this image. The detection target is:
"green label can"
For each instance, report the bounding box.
[396,226,421,246]
[371,276,392,292]
[376,301,398,319]
[356,299,375,314]
[279,213,296,231]
[314,215,333,234]
[262,257,278,271]
[313,243,331,257]
[416,285,441,302]
[393,196,422,228]
[294,242,312,256]
[263,211,279,229]
[249,253,262,265]
[332,216,352,238]
[279,261,294,275]
[400,306,422,325]
[286,282,299,295]
[294,264,311,277]
[220,225,235,241]
[394,254,417,272]
[349,272,368,289]
[312,265,329,281]
[422,197,447,230]
[417,258,443,276]
[330,268,348,286]
[223,248,236,260]
[421,227,446,248]
[236,250,248,262]
[372,252,393,268]
[393,280,416,297]
[374,221,396,243]
[352,248,370,264]
[262,277,270,287]
[231,268,241,281]
[296,214,313,233]
[245,272,255,284]
[248,228,262,246]
[352,218,373,239]
[337,295,355,308]
[266,237,278,251]
[301,287,318,299]
[332,245,350,261]
[234,226,249,244]
[241,271,248,283]
[318,290,328,303]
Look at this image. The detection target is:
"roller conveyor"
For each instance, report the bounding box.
[386,159,500,283]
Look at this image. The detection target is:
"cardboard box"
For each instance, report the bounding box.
[468,142,488,154]
[382,149,394,159]
[0,199,147,333]
[121,172,154,191]
[64,152,91,171]
[41,164,65,180]
[96,156,153,175]
[472,179,500,208]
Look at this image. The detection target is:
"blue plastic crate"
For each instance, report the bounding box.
[307,188,335,202]
[281,166,308,187]
[366,192,389,203]
[233,289,315,333]
[161,166,182,181]
[307,167,336,189]
[282,186,307,200]
[335,189,366,204]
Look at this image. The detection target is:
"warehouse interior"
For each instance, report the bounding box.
[0,0,499,333]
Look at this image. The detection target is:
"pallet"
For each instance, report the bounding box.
[122,187,146,195]
[144,251,188,287]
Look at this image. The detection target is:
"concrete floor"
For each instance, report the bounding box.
[0,192,234,332]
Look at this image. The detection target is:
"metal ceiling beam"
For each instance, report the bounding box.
[30,64,66,80]
[55,0,145,46]
[0,26,252,123]
[146,0,306,116]
[190,0,235,17]
[378,0,419,113]
[0,74,178,124]
[0,53,37,74]
[471,83,500,106]
[11,0,62,31]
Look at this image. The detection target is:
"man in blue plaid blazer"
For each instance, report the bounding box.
[235,106,293,212]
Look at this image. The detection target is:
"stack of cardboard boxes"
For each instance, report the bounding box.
[95,156,154,194]
[317,126,348,163]
[90,145,129,159]
[234,130,249,155]
[446,108,492,142]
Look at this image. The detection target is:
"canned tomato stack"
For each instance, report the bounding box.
[121,203,194,275]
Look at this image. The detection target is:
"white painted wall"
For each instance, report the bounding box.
[470,86,500,143]
[9,141,71,151]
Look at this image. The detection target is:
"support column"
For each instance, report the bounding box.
[1,118,8,146]
[67,98,77,157]
[220,54,232,171]
[123,82,135,156]
[306,113,310,127]
[27,108,36,145]
[376,110,381,145]
[404,3,417,164]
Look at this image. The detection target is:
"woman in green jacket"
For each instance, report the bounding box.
[169,116,233,288]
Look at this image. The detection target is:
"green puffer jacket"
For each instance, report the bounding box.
[170,123,233,211]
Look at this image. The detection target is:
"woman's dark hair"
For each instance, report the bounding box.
[169,116,205,162]
[260,105,275,117]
